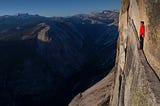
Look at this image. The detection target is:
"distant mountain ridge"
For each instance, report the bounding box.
[0,10,118,106]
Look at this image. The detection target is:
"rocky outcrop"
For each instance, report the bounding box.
[69,68,115,106]
[37,23,51,42]
[69,0,160,106]
[110,0,160,106]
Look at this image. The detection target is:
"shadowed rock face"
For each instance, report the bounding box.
[144,0,160,78]
[0,11,118,106]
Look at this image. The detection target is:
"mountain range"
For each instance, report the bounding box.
[0,10,118,106]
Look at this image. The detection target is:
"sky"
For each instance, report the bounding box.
[0,0,121,17]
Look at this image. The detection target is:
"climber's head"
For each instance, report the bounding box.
[141,21,144,25]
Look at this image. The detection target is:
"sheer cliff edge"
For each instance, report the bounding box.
[70,0,160,106]
[111,0,160,106]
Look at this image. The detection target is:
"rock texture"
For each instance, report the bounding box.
[110,0,160,106]
[69,68,115,106]
[69,0,160,106]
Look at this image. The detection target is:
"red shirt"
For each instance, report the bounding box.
[139,25,145,37]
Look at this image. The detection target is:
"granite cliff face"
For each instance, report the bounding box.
[70,0,160,106]
[110,0,160,105]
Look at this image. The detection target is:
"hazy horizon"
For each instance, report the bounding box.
[0,0,121,17]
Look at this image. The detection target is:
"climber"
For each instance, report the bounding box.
[139,21,145,50]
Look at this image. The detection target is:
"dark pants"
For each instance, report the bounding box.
[140,36,144,49]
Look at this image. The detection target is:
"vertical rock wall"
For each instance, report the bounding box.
[144,0,160,78]
[110,0,160,106]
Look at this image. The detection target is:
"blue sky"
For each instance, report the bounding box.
[0,0,121,17]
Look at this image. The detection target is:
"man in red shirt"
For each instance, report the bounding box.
[139,21,145,50]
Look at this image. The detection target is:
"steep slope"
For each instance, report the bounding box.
[110,0,160,106]
[70,0,160,106]
[69,68,116,106]
[0,11,118,106]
